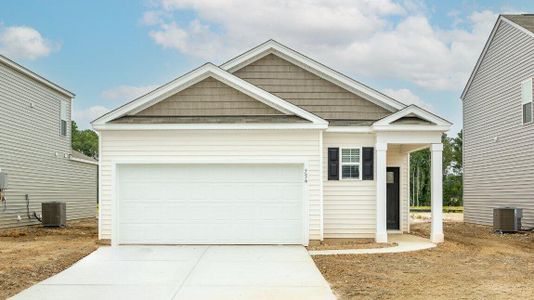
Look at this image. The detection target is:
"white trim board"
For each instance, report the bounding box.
[93,122,327,131]
[220,39,406,112]
[461,15,534,100]
[70,157,98,165]
[372,105,452,132]
[92,63,328,128]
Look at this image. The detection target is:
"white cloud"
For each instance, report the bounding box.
[383,88,433,111]
[0,24,58,60]
[73,105,110,129]
[102,84,159,102]
[141,10,170,25]
[149,19,223,59]
[142,1,498,91]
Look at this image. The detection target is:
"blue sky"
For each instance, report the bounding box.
[1,1,533,134]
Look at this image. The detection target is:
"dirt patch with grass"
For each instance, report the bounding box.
[313,222,534,299]
[0,218,99,299]
[307,239,397,251]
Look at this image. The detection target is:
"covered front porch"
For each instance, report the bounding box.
[376,136,444,244]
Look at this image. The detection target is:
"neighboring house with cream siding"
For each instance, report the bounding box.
[0,55,98,229]
[462,14,534,228]
[93,40,451,246]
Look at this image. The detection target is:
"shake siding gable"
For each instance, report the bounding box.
[463,20,534,227]
[134,77,286,117]
[233,54,391,121]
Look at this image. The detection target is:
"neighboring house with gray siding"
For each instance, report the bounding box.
[0,55,97,228]
[462,14,534,228]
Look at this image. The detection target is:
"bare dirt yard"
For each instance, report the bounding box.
[0,218,99,299]
[313,221,534,299]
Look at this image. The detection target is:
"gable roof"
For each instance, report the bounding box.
[0,54,74,98]
[461,14,534,100]
[232,53,392,121]
[92,63,328,129]
[220,40,406,112]
[371,105,452,132]
[70,150,98,165]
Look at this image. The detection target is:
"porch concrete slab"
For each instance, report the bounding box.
[309,234,436,256]
[11,246,335,300]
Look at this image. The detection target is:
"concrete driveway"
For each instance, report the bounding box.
[11,246,336,300]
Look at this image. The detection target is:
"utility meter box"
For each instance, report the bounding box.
[0,171,7,189]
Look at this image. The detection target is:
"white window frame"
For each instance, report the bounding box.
[60,100,68,136]
[340,147,362,180]
[521,78,533,125]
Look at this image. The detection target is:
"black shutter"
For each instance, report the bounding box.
[327,148,339,180]
[362,147,374,180]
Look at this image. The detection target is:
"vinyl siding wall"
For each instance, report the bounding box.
[135,77,284,117]
[322,133,411,238]
[98,130,322,240]
[233,54,391,120]
[0,61,97,228]
[463,21,534,227]
[323,133,376,238]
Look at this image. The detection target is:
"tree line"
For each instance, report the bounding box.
[410,131,463,207]
[71,121,98,159]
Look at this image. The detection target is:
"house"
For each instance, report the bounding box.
[0,55,98,228]
[92,40,451,246]
[462,14,534,228]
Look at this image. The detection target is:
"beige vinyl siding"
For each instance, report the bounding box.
[322,133,376,238]
[135,77,285,117]
[386,145,410,232]
[233,54,390,120]
[0,61,97,228]
[322,133,411,238]
[98,130,322,240]
[463,20,534,227]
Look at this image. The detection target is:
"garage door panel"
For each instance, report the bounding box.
[119,202,302,223]
[120,183,302,203]
[119,220,304,244]
[119,184,302,205]
[118,164,304,244]
[119,164,303,182]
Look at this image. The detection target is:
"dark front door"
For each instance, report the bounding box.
[387,167,400,230]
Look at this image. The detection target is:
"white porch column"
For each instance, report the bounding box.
[430,143,444,243]
[375,143,388,243]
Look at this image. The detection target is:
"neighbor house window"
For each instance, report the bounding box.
[60,100,68,136]
[522,78,533,124]
[340,148,361,179]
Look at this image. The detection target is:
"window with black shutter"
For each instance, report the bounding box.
[362,147,374,180]
[327,148,339,180]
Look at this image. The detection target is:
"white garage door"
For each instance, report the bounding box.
[117,164,305,244]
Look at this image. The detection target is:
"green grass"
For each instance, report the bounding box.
[410,206,463,213]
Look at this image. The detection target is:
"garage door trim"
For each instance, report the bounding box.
[110,159,310,246]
